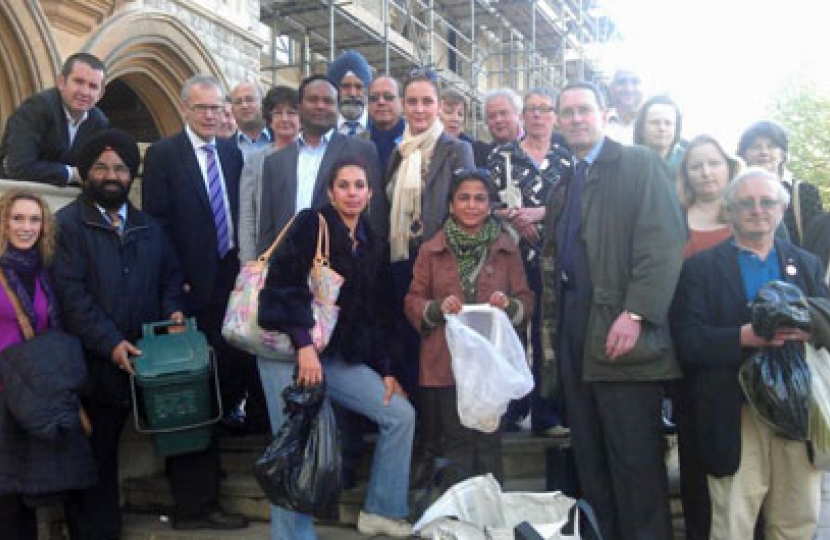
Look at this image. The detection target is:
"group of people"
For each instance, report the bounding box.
[0,48,827,540]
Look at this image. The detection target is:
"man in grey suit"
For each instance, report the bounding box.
[256,74,385,253]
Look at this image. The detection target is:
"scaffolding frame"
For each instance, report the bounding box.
[260,0,620,135]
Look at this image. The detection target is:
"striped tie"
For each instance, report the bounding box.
[202,144,231,258]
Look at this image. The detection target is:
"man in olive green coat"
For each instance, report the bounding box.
[540,81,685,540]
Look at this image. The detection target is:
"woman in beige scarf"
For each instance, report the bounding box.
[384,72,474,411]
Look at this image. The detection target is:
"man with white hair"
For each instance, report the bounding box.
[672,167,828,540]
[472,88,524,167]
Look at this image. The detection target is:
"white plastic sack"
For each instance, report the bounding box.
[805,344,830,470]
[446,305,533,433]
[414,474,581,540]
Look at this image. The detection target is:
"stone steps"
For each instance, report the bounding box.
[121,430,571,526]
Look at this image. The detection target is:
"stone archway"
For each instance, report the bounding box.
[84,9,228,140]
[0,2,59,134]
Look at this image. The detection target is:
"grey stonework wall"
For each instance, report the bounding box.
[143,0,262,86]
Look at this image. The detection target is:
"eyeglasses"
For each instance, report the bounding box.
[189,104,223,115]
[369,92,398,103]
[231,95,258,106]
[524,105,555,115]
[734,198,781,211]
[558,105,598,120]
[270,108,299,118]
[90,163,130,177]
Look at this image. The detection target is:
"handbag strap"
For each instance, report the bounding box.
[314,214,332,268]
[257,215,298,262]
[792,177,804,242]
[0,269,35,341]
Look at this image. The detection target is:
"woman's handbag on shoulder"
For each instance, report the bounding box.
[222,214,344,359]
[0,270,92,437]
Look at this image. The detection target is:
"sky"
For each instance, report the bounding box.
[598,0,827,148]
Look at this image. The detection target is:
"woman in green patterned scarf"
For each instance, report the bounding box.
[404,169,534,488]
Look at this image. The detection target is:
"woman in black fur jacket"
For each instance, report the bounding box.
[257,156,415,539]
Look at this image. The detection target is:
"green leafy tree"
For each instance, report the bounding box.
[769,79,830,203]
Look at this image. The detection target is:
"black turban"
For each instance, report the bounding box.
[75,128,141,181]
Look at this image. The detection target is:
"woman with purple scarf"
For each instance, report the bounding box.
[0,189,61,539]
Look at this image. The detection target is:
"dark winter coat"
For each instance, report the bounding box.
[540,137,686,389]
[0,330,97,494]
[53,195,185,406]
[258,204,397,375]
[670,239,829,476]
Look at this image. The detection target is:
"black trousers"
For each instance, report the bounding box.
[194,253,267,431]
[420,386,503,486]
[66,402,221,540]
[671,378,711,540]
[0,493,35,540]
[560,350,673,540]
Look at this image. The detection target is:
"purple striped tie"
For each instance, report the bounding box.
[202,144,231,258]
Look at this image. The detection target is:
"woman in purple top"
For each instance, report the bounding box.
[0,189,59,540]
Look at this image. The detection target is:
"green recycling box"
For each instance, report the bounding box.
[132,318,218,457]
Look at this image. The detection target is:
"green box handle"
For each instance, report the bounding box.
[141,317,197,338]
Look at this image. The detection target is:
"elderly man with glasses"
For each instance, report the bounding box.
[671,167,829,540]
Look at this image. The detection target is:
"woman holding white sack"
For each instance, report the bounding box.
[405,168,534,487]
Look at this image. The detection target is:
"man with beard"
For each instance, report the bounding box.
[53,129,189,539]
[229,82,271,157]
[327,50,372,138]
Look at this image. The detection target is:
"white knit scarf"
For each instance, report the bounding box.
[389,118,444,261]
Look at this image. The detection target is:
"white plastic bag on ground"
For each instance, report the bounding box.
[414,474,582,540]
[446,305,533,433]
[805,344,830,470]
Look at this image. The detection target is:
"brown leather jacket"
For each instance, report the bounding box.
[405,229,534,387]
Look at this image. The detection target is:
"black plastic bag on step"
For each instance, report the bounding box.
[253,382,342,518]
[739,281,813,441]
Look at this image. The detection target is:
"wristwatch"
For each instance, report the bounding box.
[624,310,643,322]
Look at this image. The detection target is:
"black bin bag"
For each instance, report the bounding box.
[739,281,812,441]
[253,382,342,518]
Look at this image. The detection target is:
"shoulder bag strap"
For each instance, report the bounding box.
[314,214,331,268]
[257,215,298,262]
[793,177,804,242]
[0,269,35,340]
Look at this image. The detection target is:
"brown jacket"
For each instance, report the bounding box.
[405,229,534,387]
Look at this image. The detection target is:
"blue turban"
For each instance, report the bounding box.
[327,50,372,88]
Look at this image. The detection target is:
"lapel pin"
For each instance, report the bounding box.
[786,262,798,276]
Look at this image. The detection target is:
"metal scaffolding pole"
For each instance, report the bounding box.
[383,0,390,73]
[329,0,335,61]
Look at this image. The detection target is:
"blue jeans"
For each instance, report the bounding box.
[257,356,415,540]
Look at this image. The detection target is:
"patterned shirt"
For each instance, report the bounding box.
[488,138,572,263]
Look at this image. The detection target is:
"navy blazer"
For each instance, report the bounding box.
[142,130,244,311]
[670,239,829,476]
[256,131,385,255]
[0,87,109,185]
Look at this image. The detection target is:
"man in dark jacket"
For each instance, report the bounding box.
[542,81,686,540]
[0,53,109,186]
[671,168,828,540]
[52,129,189,539]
